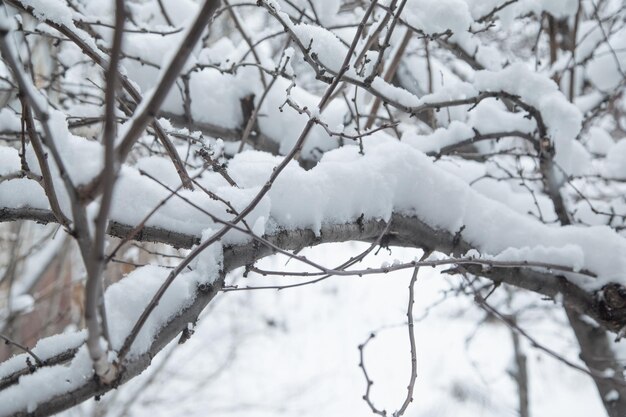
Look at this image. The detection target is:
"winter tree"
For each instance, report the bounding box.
[0,0,625,415]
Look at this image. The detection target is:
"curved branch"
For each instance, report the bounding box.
[1,207,626,415]
[3,207,625,329]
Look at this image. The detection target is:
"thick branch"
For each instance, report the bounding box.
[2,208,626,415]
[567,311,626,417]
[3,207,624,332]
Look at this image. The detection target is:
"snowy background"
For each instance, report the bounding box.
[64,242,608,417]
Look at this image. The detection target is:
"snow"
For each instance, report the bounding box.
[404,0,472,36]
[585,127,615,155]
[402,99,537,154]
[469,99,535,134]
[0,329,86,381]
[454,35,504,71]
[371,75,479,114]
[258,78,346,158]
[188,70,250,130]
[371,77,422,108]
[575,21,607,64]
[0,146,19,176]
[0,178,49,210]
[605,389,620,402]
[291,23,347,72]
[0,345,92,415]
[402,121,474,153]
[105,229,223,356]
[5,294,34,314]
[603,139,626,179]
[464,0,510,20]
[474,63,585,175]
[131,0,199,27]
[110,163,271,243]
[446,159,555,221]
[490,245,585,272]
[0,10,12,32]
[227,140,625,286]
[105,265,187,354]
[20,0,77,26]
[0,108,21,132]
[47,111,105,186]
[4,135,626,288]
[587,27,626,91]
[0,112,108,215]
[0,0,625,414]
[64,244,610,417]
[474,64,582,142]
[17,0,103,59]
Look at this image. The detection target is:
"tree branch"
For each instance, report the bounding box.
[2,207,626,415]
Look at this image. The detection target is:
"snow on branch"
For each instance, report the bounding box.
[0,0,625,415]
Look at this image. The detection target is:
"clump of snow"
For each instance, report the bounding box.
[106,265,177,354]
[106,234,222,356]
[401,99,536,154]
[135,155,183,187]
[420,80,478,105]
[474,63,585,175]
[187,69,253,130]
[227,140,626,285]
[605,389,620,402]
[474,63,582,142]
[291,23,347,72]
[0,178,49,210]
[404,0,472,37]
[371,77,422,108]
[454,35,504,71]
[5,294,34,314]
[110,161,271,243]
[258,77,346,158]
[0,108,21,132]
[19,0,103,57]
[603,139,626,179]
[491,245,585,272]
[0,329,86,381]
[20,0,78,26]
[6,132,619,289]
[402,121,474,153]
[0,345,92,415]
[0,146,20,176]
[585,127,614,155]
[587,27,626,91]
[4,134,626,290]
[464,0,509,20]
[48,111,104,186]
[469,99,535,134]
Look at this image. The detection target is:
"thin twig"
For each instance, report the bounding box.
[0,333,43,366]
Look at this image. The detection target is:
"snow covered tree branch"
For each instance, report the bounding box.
[0,0,625,416]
